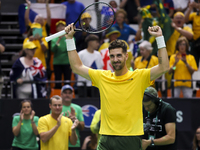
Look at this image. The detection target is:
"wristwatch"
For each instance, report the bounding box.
[150,139,155,146]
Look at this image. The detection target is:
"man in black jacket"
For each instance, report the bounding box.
[142,87,177,150]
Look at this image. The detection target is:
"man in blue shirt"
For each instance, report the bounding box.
[62,0,85,27]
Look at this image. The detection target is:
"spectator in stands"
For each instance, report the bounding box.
[62,0,85,28]
[185,1,200,67]
[162,0,175,18]
[165,11,193,89]
[81,133,98,150]
[23,23,48,69]
[10,42,47,99]
[168,37,198,98]
[77,34,103,97]
[12,100,39,150]
[98,27,133,71]
[51,20,71,89]
[134,0,157,16]
[74,12,101,52]
[38,95,79,150]
[192,126,200,150]
[112,9,142,43]
[0,37,5,98]
[119,0,139,24]
[90,109,101,143]
[166,12,193,57]
[60,85,85,150]
[109,0,118,12]
[173,0,194,13]
[133,40,158,69]
[25,0,51,37]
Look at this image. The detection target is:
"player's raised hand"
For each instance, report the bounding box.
[65,23,76,39]
[148,26,162,37]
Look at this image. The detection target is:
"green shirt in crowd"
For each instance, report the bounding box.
[12,115,39,150]
[62,103,84,148]
[51,36,70,65]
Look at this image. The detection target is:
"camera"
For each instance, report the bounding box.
[144,117,151,133]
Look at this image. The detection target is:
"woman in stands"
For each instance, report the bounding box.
[192,126,200,150]
[10,41,47,99]
[12,100,39,150]
[168,37,197,98]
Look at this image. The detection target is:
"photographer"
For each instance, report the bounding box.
[142,87,177,150]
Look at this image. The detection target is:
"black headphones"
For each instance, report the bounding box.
[144,92,162,106]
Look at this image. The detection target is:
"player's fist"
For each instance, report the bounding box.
[148,26,162,37]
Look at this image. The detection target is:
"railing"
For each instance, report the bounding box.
[1,79,199,98]
[8,80,87,99]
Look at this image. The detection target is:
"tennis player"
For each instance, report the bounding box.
[65,23,169,150]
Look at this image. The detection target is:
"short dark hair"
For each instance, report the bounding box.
[108,39,127,53]
[20,100,33,110]
[49,95,62,104]
[143,87,158,103]
[85,34,99,44]
[175,36,189,52]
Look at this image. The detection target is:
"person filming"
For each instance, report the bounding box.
[142,87,177,150]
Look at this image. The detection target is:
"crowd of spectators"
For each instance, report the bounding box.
[9,0,199,99]
[1,0,200,149]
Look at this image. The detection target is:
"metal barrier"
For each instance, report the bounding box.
[10,80,87,98]
[171,79,199,97]
[1,79,199,98]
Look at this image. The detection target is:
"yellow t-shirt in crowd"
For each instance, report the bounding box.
[166,26,193,56]
[189,12,200,40]
[29,21,48,37]
[38,114,72,150]
[98,41,133,69]
[23,37,48,69]
[170,54,198,87]
[90,109,101,143]
[89,68,151,136]
[134,55,158,69]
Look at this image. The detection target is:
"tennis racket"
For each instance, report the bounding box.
[45,2,115,42]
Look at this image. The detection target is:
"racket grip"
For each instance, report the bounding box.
[45,30,66,42]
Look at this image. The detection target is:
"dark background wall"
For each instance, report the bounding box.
[0,98,200,150]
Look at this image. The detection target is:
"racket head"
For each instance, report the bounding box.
[74,2,115,34]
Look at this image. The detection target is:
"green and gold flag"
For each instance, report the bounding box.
[140,0,174,55]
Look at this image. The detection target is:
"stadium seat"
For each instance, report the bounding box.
[196,89,200,97]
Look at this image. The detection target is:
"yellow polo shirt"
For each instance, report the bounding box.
[38,114,72,150]
[89,68,151,136]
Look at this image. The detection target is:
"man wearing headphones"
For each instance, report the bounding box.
[142,87,177,150]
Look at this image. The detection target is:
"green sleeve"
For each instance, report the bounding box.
[77,107,84,122]
[12,116,19,127]
[51,38,58,52]
[34,116,39,126]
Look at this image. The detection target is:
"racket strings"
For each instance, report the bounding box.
[79,3,115,33]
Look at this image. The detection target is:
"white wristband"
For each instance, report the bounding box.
[156,36,166,49]
[66,39,76,51]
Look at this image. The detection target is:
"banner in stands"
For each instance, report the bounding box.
[0,98,199,150]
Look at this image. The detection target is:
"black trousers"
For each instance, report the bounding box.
[54,64,72,89]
